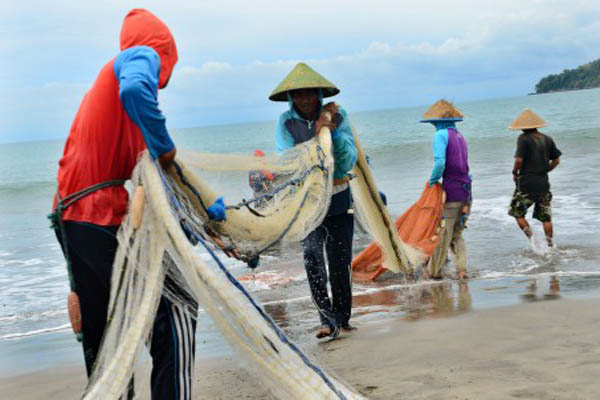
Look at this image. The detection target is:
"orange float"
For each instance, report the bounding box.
[67,291,82,335]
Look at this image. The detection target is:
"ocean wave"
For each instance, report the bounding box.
[478,269,600,279]
[0,324,70,341]
[0,257,47,267]
[470,193,600,234]
[0,308,67,324]
[0,180,56,195]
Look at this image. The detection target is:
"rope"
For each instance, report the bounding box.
[224,145,329,211]
[155,161,348,400]
[48,179,126,342]
[169,159,316,260]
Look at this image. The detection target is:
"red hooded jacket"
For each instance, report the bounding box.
[54,9,178,226]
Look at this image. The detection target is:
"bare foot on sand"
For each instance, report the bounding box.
[316,325,339,339]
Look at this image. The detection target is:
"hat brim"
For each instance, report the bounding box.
[420,117,463,123]
[508,123,546,130]
[269,86,339,102]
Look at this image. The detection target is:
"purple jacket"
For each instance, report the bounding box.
[430,127,472,203]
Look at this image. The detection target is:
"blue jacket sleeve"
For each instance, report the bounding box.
[114,46,174,159]
[331,108,358,179]
[275,113,295,154]
[430,129,448,186]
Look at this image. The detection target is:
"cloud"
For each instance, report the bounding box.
[2,0,600,142]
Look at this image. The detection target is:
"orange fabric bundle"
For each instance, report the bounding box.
[352,183,445,281]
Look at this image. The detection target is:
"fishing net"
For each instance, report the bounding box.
[348,126,426,277]
[82,134,366,399]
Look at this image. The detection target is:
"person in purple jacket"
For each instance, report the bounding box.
[421,100,472,280]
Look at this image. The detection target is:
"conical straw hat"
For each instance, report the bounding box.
[420,100,464,123]
[508,108,547,130]
[269,62,339,101]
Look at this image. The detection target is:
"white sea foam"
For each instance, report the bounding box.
[0,323,70,340]
[478,268,600,279]
[0,308,67,324]
[0,257,46,267]
[470,193,599,236]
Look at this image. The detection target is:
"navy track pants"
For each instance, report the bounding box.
[56,221,197,400]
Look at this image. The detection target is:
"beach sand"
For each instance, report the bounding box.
[2,298,599,399]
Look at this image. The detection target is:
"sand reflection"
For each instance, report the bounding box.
[352,281,473,321]
[520,275,561,302]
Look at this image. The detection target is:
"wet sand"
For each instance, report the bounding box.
[2,298,599,399]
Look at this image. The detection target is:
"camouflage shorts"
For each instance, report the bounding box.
[508,190,552,222]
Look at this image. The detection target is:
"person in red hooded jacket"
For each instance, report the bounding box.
[52,9,197,399]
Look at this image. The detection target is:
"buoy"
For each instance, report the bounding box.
[132,185,145,230]
[67,291,82,335]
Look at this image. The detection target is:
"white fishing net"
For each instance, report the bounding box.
[347,126,426,275]
[80,115,429,399]
[82,132,368,399]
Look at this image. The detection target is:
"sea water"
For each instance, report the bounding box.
[1,89,599,375]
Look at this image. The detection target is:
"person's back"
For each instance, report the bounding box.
[516,131,560,194]
[441,126,471,203]
[508,109,561,247]
[50,9,199,399]
[55,8,178,226]
[421,100,471,280]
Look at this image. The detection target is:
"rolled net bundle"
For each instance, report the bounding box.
[82,136,365,399]
[174,139,333,259]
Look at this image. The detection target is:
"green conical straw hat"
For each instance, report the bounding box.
[269,62,340,101]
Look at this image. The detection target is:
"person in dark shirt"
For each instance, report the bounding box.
[508,109,562,247]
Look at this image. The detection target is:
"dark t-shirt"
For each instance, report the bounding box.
[515,132,562,194]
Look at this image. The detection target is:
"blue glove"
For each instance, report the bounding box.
[207,197,227,221]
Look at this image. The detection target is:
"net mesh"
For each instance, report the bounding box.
[82,134,368,399]
[81,124,423,399]
[348,126,426,276]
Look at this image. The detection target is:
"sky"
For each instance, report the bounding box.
[2,0,600,143]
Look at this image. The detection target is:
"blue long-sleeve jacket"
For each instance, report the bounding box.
[114,46,174,159]
[275,99,357,180]
[430,128,449,186]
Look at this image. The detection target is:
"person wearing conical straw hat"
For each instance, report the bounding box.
[420,100,472,280]
[508,109,561,247]
[270,62,358,339]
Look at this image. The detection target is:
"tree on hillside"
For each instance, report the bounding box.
[535,59,600,93]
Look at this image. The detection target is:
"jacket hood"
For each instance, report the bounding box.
[120,9,177,89]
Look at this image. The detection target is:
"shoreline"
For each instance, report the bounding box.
[527,86,600,95]
[2,297,600,399]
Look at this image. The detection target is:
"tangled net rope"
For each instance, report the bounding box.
[81,120,424,399]
[82,132,368,399]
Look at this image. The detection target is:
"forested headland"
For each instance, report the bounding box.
[535,59,600,94]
